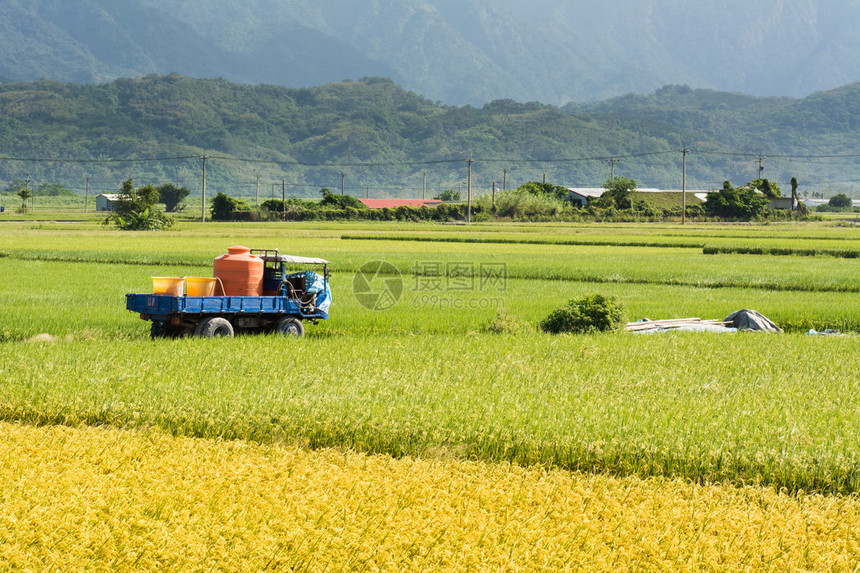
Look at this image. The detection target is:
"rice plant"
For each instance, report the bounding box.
[1,422,857,571]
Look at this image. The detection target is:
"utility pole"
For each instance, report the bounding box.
[467,157,472,224]
[756,155,765,180]
[681,148,687,225]
[25,176,32,212]
[201,154,207,222]
[502,168,507,193]
[609,158,617,182]
[271,183,275,200]
[84,177,89,214]
[790,177,799,211]
[422,169,427,200]
[492,181,496,212]
[282,179,286,221]
[340,172,345,195]
[255,175,259,209]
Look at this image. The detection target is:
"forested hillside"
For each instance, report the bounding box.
[1,75,858,199]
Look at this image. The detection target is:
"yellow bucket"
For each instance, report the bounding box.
[185,277,217,297]
[152,277,184,296]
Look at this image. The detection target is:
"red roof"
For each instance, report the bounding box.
[358,199,443,209]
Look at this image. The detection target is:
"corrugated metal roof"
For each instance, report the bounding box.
[567,188,605,197]
[568,188,713,197]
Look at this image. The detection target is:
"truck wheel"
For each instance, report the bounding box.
[194,317,234,338]
[274,317,304,338]
[150,322,166,339]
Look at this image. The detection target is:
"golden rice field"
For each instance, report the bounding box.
[1,421,859,572]
[4,220,860,569]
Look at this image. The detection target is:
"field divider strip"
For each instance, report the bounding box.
[341,233,705,249]
[6,251,212,267]
[703,244,860,258]
[358,268,860,294]
[7,249,860,293]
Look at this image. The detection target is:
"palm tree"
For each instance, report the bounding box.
[17,188,31,212]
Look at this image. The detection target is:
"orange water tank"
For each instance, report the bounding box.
[213,245,263,296]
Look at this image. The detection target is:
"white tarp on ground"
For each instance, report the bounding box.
[627,310,782,333]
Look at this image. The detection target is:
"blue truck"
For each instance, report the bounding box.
[126,250,331,338]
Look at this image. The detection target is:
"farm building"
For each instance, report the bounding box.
[769,197,799,210]
[567,187,712,206]
[96,194,121,211]
[358,199,443,209]
[566,188,605,206]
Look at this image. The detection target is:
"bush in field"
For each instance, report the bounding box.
[483,190,569,220]
[829,193,852,209]
[434,189,461,201]
[210,192,251,221]
[516,181,571,201]
[748,178,781,198]
[157,183,190,212]
[319,190,366,209]
[105,179,173,230]
[540,294,625,334]
[597,177,637,209]
[704,180,769,220]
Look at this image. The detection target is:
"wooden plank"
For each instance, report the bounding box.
[625,318,730,331]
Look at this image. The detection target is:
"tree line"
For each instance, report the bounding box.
[102,175,813,230]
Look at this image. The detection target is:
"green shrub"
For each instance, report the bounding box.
[483,190,568,220]
[210,192,251,221]
[829,193,852,208]
[539,294,625,334]
[703,181,769,220]
[320,192,366,209]
[105,179,173,230]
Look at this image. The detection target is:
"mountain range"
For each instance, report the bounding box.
[1,75,858,198]
[2,0,860,106]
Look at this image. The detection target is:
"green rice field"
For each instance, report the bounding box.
[2,219,860,495]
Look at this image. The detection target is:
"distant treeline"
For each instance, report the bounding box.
[210,181,814,223]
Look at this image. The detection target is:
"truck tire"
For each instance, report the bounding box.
[150,321,166,339]
[274,317,304,338]
[194,317,235,338]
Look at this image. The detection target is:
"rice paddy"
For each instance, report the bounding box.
[2,218,860,569]
[2,422,858,571]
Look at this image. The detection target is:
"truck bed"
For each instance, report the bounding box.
[126,293,329,321]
